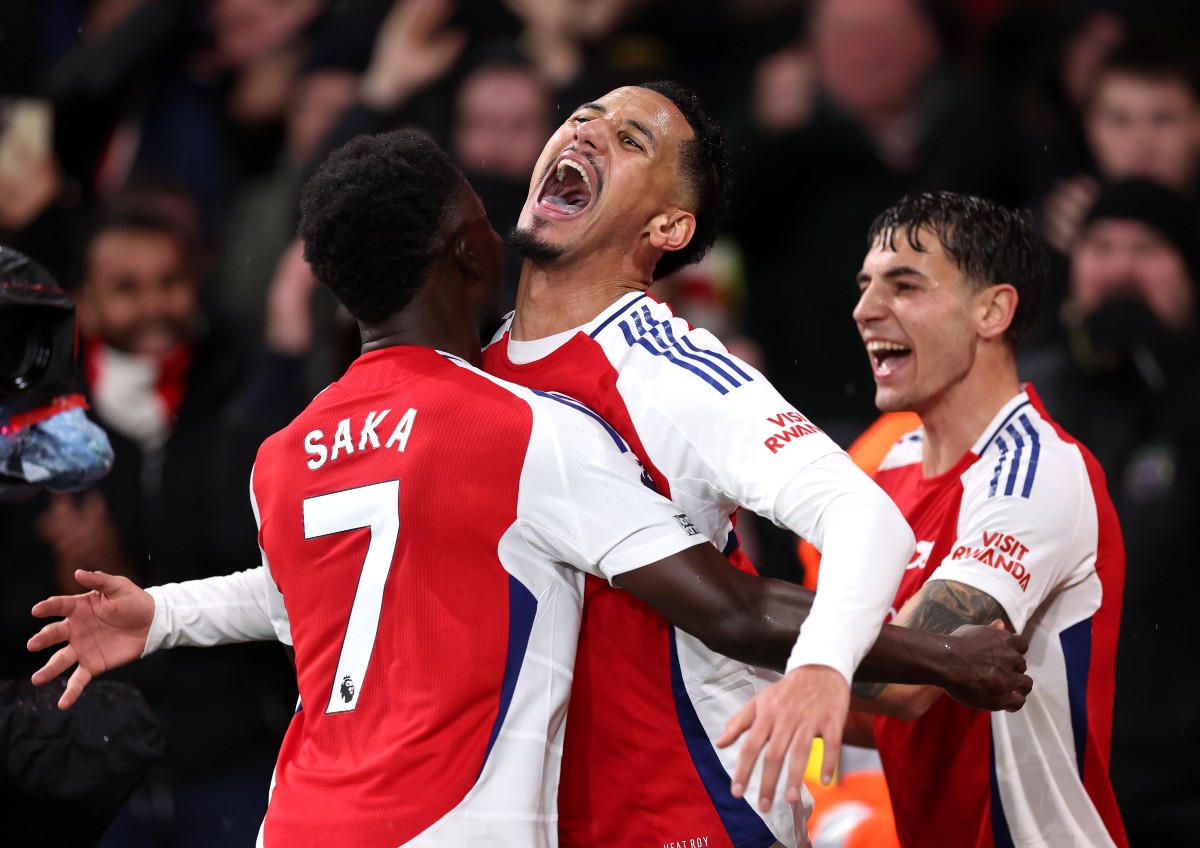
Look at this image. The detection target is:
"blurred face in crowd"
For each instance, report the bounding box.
[209,0,325,68]
[454,65,552,184]
[288,69,360,165]
[82,228,198,355]
[810,0,938,122]
[515,86,695,268]
[1069,218,1195,333]
[1086,73,1200,193]
[853,229,987,415]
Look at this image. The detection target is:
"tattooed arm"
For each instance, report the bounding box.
[850,579,1020,721]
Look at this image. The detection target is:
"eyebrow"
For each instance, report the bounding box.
[857,265,927,283]
[573,102,656,148]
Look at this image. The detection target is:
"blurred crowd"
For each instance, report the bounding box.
[0,0,1197,845]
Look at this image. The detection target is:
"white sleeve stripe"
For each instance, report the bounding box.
[987,413,1043,500]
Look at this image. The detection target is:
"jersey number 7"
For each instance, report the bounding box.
[302,480,401,714]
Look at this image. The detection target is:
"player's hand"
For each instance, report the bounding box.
[27,569,155,710]
[942,620,1032,712]
[715,664,849,812]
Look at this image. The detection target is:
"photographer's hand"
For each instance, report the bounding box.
[28,570,154,710]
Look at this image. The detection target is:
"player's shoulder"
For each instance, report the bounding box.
[444,354,630,453]
[587,293,760,397]
[964,389,1088,503]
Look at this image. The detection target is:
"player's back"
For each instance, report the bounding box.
[251,346,576,846]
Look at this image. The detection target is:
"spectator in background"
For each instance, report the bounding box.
[218,14,372,388]
[1029,32,1200,349]
[4,180,308,847]
[1022,179,1200,844]
[729,0,1017,445]
[452,45,556,312]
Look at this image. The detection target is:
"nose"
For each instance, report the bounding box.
[573,116,607,152]
[852,280,882,327]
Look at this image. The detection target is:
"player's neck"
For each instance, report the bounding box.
[358,300,482,367]
[918,361,1021,478]
[511,259,650,341]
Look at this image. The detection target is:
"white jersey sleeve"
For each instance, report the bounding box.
[613,320,911,684]
[143,565,280,653]
[514,391,708,582]
[143,465,294,654]
[928,426,1099,633]
[773,453,914,680]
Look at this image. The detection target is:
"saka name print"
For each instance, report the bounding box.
[304,408,418,470]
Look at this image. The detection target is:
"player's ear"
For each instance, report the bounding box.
[977,283,1017,341]
[648,209,695,254]
[452,226,481,280]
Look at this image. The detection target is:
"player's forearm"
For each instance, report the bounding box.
[855,623,963,685]
[144,565,277,654]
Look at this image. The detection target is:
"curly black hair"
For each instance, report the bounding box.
[866,191,1046,348]
[636,81,734,280]
[298,130,463,324]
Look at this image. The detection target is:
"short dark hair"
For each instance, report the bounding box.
[299,131,463,323]
[1094,33,1200,102]
[866,191,1046,347]
[89,178,204,273]
[636,80,733,280]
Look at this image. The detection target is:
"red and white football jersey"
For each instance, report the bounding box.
[872,388,1128,848]
[249,346,706,846]
[484,293,861,848]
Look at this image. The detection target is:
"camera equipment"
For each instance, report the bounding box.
[0,283,76,397]
[0,245,112,495]
[0,248,76,397]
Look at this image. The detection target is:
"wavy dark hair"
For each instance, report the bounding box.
[636,80,734,280]
[299,130,462,323]
[867,191,1046,347]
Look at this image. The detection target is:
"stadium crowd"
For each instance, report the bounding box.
[1,0,1197,845]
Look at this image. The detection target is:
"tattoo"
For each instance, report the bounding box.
[905,580,1011,635]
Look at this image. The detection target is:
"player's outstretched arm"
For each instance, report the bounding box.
[27,569,154,710]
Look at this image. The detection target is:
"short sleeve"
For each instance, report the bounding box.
[927,441,1098,633]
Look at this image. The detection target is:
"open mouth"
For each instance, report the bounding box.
[866,340,912,378]
[536,157,594,217]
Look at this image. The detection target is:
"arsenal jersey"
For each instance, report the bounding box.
[872,388,1128,848]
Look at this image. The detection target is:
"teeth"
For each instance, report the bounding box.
[866,341,910,353]
[556,159,591,190]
